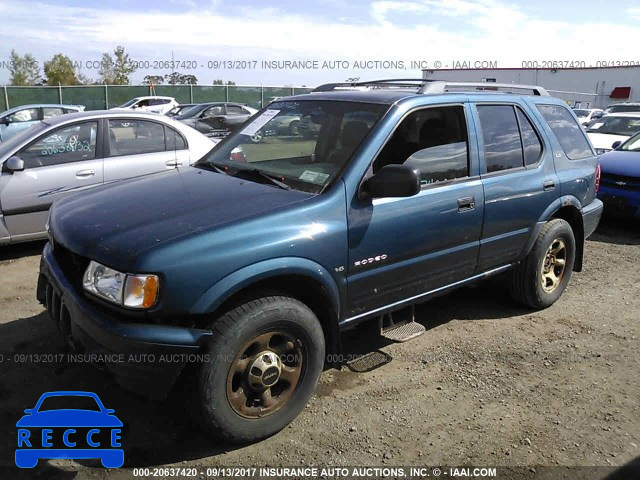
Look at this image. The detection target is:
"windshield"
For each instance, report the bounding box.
[176,105,204,118]
[0,122,48,157]
[573,109,590,117]
[195,100,387,193]
[119,98,140,108]
[605,105,640,114]
[620,132,640,151]
[586,116,640,136]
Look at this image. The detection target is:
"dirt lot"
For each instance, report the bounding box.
[0,218,638,480]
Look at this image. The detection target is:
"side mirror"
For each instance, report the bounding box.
[104,409,115,414]
[23,409,33,415]
[3,117,11,126]
[361,164,421,199]
[6,156,24,172]
[611,141,622,150]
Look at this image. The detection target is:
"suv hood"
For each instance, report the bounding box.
[599,150,640,177]
[51,167,313,267]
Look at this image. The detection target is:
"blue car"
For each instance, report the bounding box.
[598,131,640,218]
[15,391,123,468]
[0,104,84,142]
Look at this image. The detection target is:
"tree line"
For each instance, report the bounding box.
[8,47,236,87]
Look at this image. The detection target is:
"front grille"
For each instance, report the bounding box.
[601,173,640,191]
[52,240,90,290]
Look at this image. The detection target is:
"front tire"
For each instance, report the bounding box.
[508,219,576,309]
[195,296,325,443]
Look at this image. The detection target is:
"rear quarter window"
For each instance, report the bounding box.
[536,105,593,160]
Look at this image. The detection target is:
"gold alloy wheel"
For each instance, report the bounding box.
[226,331,304,418]
[541,238,567,293]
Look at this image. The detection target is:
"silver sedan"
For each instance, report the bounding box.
[0,110,216,245]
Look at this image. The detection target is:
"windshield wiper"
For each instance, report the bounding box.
[196,161,228,175]
[230,167,291,190]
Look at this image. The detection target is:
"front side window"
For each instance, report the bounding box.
[196,100,387,193]
[374,105,469,186]
[8,108,39,123]
[19,121,98,168]
[108,120,166,156]
[537,104,593,160]
[42,107,64,119]
[477,105,523,172]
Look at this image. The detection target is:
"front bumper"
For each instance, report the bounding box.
[37,242,212,398]
[598,187,640,219]
[582,199,604,238]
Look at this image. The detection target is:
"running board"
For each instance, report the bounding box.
[381,321,426,342]
[380,305,426,342]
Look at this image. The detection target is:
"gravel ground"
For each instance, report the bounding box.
[0,218,638,480]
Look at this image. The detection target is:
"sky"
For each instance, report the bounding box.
[0,0,639,87]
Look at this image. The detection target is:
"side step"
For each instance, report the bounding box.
[380,305,426,342]
[382,321,426,342]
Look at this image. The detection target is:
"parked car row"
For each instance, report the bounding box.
[0,104,85,142]
[0,110,215,245]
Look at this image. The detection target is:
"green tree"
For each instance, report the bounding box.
[113,46,136,85]
[143,74,164,85]
[165,72,198,85]
[98,46,136,85]
[98,52,116,84]
[8,49,41,85]
[213,79,236,85]
[43,54,79,85]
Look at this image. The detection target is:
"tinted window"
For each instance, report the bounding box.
[8,108,38,123]
[227,105,247,115]
[477,105,523,172]
[108,120,165,156]
[204,105,223,116]
[516,109,543,166]
[165,127,186,150]
[19,121,98,168]
[42,107,64,119]
[537,105,593,160]
[374,106,469,185]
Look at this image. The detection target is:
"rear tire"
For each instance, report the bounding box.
[194,296,325,443]
[508,219,576,309]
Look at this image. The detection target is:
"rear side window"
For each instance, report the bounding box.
[516,109,543,166]
[477,105,523,172]
[536,105,593,160]
[165,127,186,150]
[108,120,166,156]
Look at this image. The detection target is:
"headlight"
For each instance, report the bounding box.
[83,261,159,309]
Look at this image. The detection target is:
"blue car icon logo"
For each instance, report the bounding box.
[16,391,123,468]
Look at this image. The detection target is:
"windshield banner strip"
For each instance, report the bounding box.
[241,110,280,136]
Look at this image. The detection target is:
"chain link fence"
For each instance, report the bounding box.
[0,85,314,112]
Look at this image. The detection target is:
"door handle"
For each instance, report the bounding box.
[165,160,182,168]
[543,180,556,191]
[75,169,95,178]
[457,196,475,212]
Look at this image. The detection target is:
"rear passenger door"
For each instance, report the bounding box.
[473,102,559,271]
[103,119,187,182]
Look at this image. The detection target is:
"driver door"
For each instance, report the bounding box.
[0,120,103,240]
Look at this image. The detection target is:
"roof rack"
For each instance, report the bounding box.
[420,81,550,96]
[312,78,550,96]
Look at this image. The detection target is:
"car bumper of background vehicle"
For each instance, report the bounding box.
[598,187,640,219]
[37,243,212,398]
[582,199,604,238]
